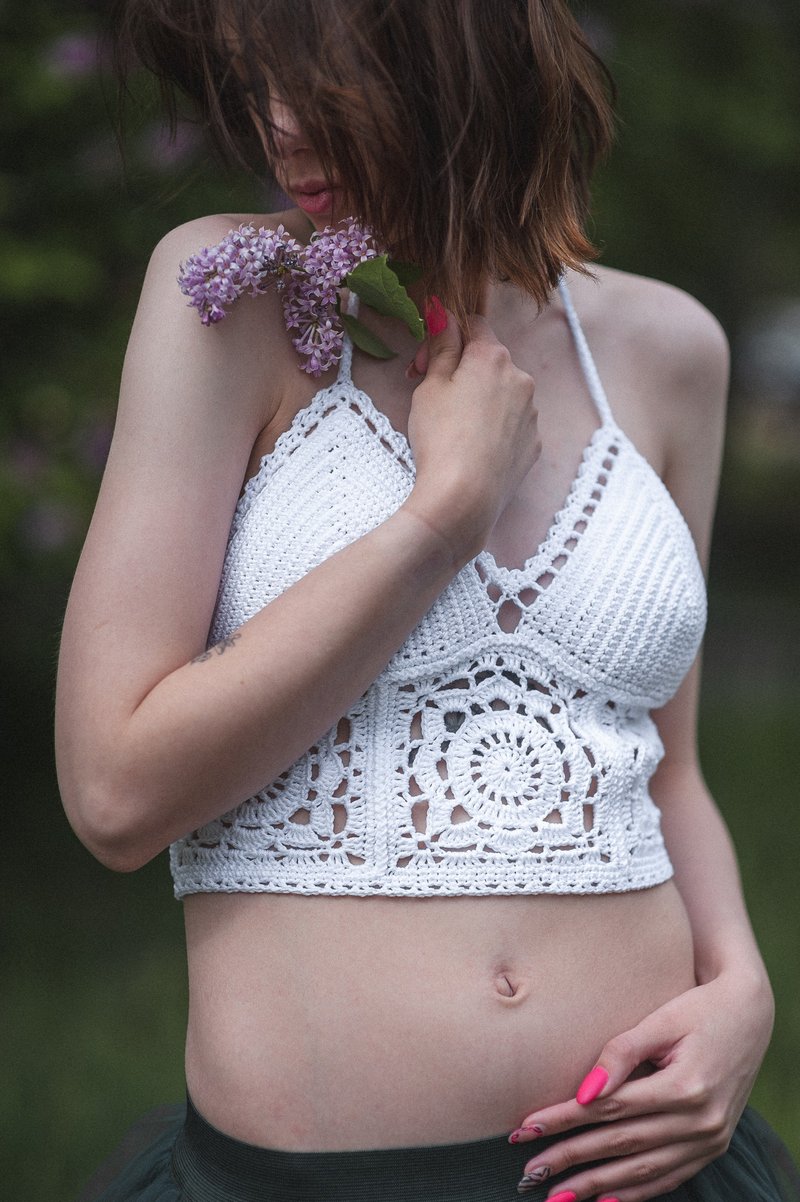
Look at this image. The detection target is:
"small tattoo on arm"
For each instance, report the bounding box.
[191,631,241,664]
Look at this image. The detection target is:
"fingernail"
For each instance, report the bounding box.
[517,1168,551,1193]
[509,1123,544,1144]
[423,295,447,336]
[519,1118,545,1134]
[576,1064,609,1105]
[520,1165,551,1184]
[599,1197,621,1202]
[545,1192,577,1202]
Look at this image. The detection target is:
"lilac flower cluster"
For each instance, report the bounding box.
[282,222,378,376]
[177,224,304,326]
[178,219,379,375]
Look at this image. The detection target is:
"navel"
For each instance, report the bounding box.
[493,971,518,998]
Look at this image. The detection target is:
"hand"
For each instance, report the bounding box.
[402,302,541,565]
[511,970,774,1202]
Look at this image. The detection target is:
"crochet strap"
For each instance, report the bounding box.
[558,278,614,427]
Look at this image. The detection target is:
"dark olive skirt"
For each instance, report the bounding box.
[78,1094,800,1202]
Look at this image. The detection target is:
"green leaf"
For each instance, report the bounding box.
[346,255,425,341]
[340,312,397,360]
[387,259,423,287]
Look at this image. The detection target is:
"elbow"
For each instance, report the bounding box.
[88,828,158,875]
[59,773,163,874]
[73,802,160,873]
[55,704,176,872]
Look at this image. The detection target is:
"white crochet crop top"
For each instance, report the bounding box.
[170,280,707,898]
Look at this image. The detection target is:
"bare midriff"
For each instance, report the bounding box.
[182,881,696,1151]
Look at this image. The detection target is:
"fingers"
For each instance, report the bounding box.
[402,289,538,561]
[521,1146,710,1202]
[414,299,463,381]
[405,342,429,380]
[577,1013,679,1104]
[513,1068,683,1144]
[405,294,501,381]
[514,1111,722,1201]
[516,1111,690,1177]
[534,1007,684,1131]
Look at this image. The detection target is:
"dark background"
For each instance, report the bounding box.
[3,1,799,1197]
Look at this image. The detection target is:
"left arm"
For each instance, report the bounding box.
[511,281,775,1202]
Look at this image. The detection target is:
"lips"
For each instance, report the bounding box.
[290,179,338,216]
[291,178,331,195]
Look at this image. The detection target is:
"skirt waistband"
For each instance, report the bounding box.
[172,1093,556,1201]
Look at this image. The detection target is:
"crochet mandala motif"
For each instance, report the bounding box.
[170,283,707,898]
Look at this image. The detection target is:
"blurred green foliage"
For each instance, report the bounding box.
[591,0,800,333]
[3,1,799,1198]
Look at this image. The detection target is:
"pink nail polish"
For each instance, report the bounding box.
[546,1192,578,1202]
[509,1125,542,1144]
[576,1064,609,1105]
[423,295,447,336]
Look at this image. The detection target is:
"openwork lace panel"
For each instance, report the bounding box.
[170,282,707,897]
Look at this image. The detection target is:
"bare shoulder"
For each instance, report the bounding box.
[135,210,307,430]
[153,211,247,257]
[567,264,729,560]
[147,210,309,342]
[153,209,305,258]
[571,264,729,400]
[152,207,307,265]
[146,209,298,333]
[566,265,729,472]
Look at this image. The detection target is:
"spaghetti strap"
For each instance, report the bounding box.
[335,291,360,385]
[557,277,614,427]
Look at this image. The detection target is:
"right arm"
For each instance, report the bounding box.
[55,222,540,873]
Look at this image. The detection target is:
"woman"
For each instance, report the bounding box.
[57,1,796,1200]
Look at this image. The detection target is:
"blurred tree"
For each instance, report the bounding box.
[588,0,800,339]
[0,0,264,753]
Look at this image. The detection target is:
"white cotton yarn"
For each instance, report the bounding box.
[170,282,707,898]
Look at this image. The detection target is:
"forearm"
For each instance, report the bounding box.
[656,764,772,994]
[59,503,462,871]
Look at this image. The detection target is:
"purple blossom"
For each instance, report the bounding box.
[178,223,305,325]
[44,31,100,79]
[177,218,381,375]
[141,121,203,170]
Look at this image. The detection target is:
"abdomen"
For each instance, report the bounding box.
[182,882,695,1150]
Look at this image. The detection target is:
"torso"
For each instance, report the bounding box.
[183,220,697,1149]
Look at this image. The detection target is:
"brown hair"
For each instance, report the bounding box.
[111,0,615,326]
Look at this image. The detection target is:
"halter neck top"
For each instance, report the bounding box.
[170,280,707,898]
